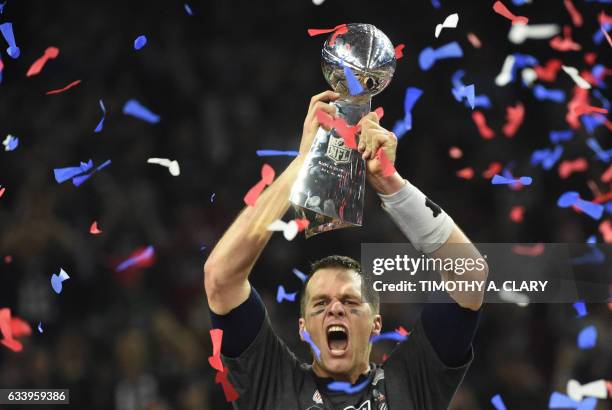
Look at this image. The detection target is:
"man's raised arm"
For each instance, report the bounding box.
[204,91,339,315]
[358,112,489,312]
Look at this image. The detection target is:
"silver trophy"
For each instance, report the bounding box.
[290,23,396,238]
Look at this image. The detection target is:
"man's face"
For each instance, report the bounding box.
[299,268,382,380]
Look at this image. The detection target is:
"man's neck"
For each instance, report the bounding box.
[311,362,371,384]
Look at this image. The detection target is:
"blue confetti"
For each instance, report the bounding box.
[300,329,321,360]
[116,245,155,272]
[134,35,147,50]
[72,159,111,187]
[402,87,423,132]
[419,41,463,71]
[327,378,370,394]
[50,268,70,294]
[122,99,160,123]
[549,130,573,144]
[370,331,408,344]
[491,394,507,410]
[557,191,604,220]
[471,94,491,109]
[292,268,308,283]
[572,301,587,317]
[2,134,18,151]
[37,322,43,333]
[0,22,19,59]
[276,285,298,303]
[0,2,6,14]
[184,3,193,15]
[549,392,597,410]
[210,193,215,202]
[343,63,364,96]
[531,146,563,170]
[94,99,106,133]
[54,160,94,183]
[577,325,597,349]
[452,84,475,109]
[430,0,441,8]
[572,246,605,265]
[592,23,612,44]
[533,85,566,103]
[491,174,533,186]
[256,150,299,157]
[586,138,610,163]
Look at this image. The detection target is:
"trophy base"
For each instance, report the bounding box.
[292,205,359,239]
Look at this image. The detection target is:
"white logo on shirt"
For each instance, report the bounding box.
[312,390,322,404]
[343,400,371,410]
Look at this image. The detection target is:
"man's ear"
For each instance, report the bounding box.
[298,318,306,341]
[371,314,382,337]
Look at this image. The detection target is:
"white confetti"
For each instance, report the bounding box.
[508,23,560,44]
[147,158,180,176]
[561,65,591,89]
[495,55,515,86]
[435,13,459,38]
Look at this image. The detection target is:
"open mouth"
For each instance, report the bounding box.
[327,324,349,355]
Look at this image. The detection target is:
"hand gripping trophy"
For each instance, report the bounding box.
[290,23,396,237]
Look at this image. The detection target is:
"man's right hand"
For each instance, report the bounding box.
[298,90,340,158]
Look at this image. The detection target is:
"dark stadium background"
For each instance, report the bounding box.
[0,0,610,408]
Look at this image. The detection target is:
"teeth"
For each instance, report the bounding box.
[328,325,346,333]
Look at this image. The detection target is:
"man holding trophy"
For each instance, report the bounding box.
[204,24,488,409]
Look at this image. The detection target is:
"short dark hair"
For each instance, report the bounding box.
[299,255,380,316]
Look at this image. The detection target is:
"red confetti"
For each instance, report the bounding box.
[0,308,26,353]
[375,148,396,177]
[600,11,612,25]
[606,381,612,397]
[472,111,495,140]
[0,187,5,197]
[558,158,588,179]
[550,26,581,51]
[593,192,612,204]
[208,329,224,372]
[4,255,12,264]
[534,59,562,82]
[45,79,82,95]
[382,353,390,363]
[563,0,583,27]
[599,220,612,243]
[215,366,240,402]
[394,44,405,60]
[26,46,60,77]
[601,164,612,183]
[482,162,503,179]
[566,86,589,129]
[316,109,359,149]
[89,221,102,234]
[502,102,525,138]
[456,167,474,180]
[307,24,348,47]
[510,206,524,223]
[9,318,31,338]
[244,164,275,206]
[374,106,384,120]
[492,1,529,25]
[294,218,310,231]
[584,52,597,65]
[395,326,409,337]
[512,243,545,257]
[449,146,463,159]
[467,32,482,48]
[574,104,608,117]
